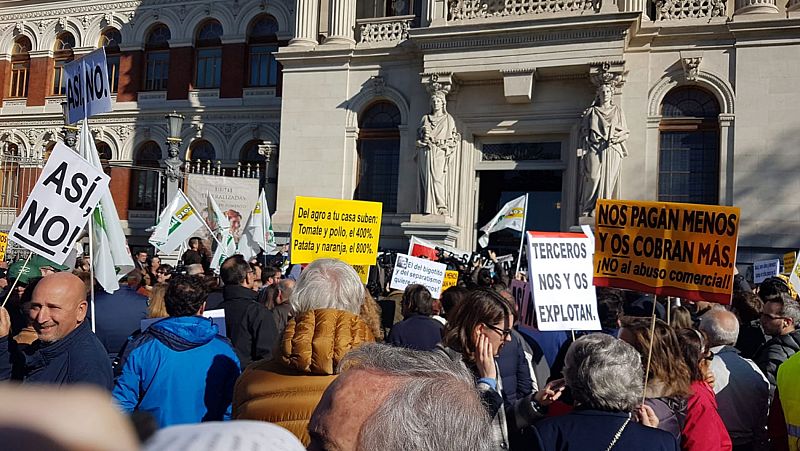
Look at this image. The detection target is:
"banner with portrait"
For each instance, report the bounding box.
[185,174,260,249]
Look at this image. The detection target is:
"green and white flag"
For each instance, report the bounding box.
[478,195,527,248]
[237,189,276,261]
[149,188,205,254]
[79,120,134,293]
[208,191,237,270]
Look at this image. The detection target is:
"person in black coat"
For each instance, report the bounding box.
[529,333,677,451]
[219,255,279,367]
[0,272,112,389]
[91,272,149,361]
[387,284,444,351]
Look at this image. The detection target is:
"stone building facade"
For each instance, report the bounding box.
[0,0,798,267]
[0,0,290,246]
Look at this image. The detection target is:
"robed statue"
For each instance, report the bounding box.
[416,87,460,216]
[578,82,630,217]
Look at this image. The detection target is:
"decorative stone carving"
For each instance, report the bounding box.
[416,76,460,216]
[578,63,630,217]
[370,75,386,95]
[194,123,203,138]
[80,15,91,30]
[681,56,702,82]
[358,16,412,43]
[13,21,24,34]
[449,0,599,21]
[655,0,725,20]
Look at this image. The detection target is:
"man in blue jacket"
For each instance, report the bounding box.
[113,274,241,427]
[0,272,113,389]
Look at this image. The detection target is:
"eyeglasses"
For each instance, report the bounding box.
[483,323,512,339]
[761,312,787,321]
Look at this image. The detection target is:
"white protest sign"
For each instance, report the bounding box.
[754,259,780,284]
[64,47,112,124]
[526,231,600,332]
[389,253,447,299]
[9,142,110,265]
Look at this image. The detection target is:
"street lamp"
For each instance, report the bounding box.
[163,111,184,182]
[60,101,79,149]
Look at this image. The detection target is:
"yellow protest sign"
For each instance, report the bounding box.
[353,265,370,284]
[784,252,796,276]
[290,196,382,265]
[593,199,740,304]
[441,270,458,291]
[0,232,7,261]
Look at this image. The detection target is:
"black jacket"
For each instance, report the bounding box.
[753,329,800,389]
[220,285,279,367]
[0,321,113,389]
[386,314,443,351]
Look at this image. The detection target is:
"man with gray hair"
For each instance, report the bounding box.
[753,292,800,391]
[699,308,769,450]
[530,334,676,450]
[307,343,492,451]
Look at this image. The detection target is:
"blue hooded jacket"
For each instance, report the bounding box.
[112,316,241,428]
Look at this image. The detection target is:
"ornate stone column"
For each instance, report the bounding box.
[325,0,357,45]
[734,0,778,14]
[289,0,320,47]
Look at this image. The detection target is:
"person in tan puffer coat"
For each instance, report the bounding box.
[232,258,375,445]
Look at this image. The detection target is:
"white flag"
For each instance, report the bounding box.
[78,120,134,293]
[790,251,800,293]
[237,189,276,261]
[478,195,527,248]
[149,189,205,254]
[208,192,237,270]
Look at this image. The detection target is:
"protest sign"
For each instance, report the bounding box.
[9,143,109,265]
[408,236,471,262]
[64,48,112,124]
[511,280,535,333]
[441,270,459,291]
[353,265,370,284]
[0,232,8,261]
[593,199,740,304]
[290,196,382,265]
[389,254,447,299]
[185,174,259,245]
[754,259,780,284]
[527,231,600,332]
[784,252,796,276]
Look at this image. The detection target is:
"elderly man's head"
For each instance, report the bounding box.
[29,272,88,343]
[291,259,364,315]
[308,343,491,451]
[698,308,739,347]
[564,333,643,412]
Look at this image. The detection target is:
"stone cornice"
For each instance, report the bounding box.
[0,1,140,22]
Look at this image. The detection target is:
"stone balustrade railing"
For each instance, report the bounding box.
[357,15,415,44]
[448,0,599,21]
[654,0,726,20]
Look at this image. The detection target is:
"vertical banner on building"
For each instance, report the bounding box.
[64,47,112,123]
[8,143,109,264]
[526,231,600,332]
[593,199,740,304]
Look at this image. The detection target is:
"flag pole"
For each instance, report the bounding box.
[182,189,222,248]
[89,208,96,333]
[515,194,529,276]
[1,253,32,308]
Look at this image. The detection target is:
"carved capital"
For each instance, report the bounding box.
[422,73,457,98]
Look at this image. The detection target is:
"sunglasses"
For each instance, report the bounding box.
[483,323,512,339]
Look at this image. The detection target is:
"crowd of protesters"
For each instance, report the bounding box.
[0,243,799,451]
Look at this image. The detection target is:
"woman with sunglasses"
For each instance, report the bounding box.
[438,288,564,450]
[675,328,732,451]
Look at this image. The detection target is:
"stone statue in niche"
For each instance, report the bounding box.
[578,76,630,217]
[416,82,460,216]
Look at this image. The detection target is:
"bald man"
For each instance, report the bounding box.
[699,308,769,449]
[0,272,112,389]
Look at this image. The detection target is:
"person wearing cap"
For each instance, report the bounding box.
[0,272,113,389]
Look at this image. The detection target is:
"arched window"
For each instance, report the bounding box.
[194,20,223,89]
[130,141,161,210]
[52,32,75,95]
[9,36,31,98]
[143,24,170,91]
[95,141,113,160]
[355,101,401,212]
[100,28,122,93]
[189,139,215,162]
[658,87,720,205]
[247,16,279,88]
[0,143,20,212]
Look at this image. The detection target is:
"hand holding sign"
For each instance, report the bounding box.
[8,143,109,265]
